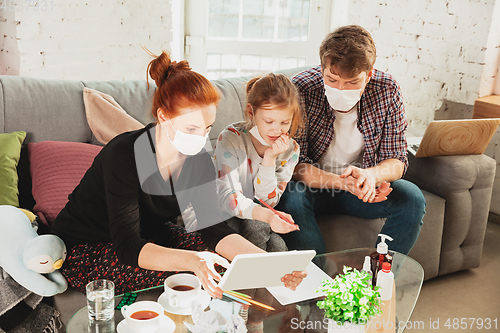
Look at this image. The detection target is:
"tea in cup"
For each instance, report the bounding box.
[120,301,163,333]
[164,273,201,309]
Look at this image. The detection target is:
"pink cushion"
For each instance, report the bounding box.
[28,141,102,225]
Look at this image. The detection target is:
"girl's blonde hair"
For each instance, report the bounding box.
[244,73,304,138]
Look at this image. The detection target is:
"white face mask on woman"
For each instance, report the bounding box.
[324,84,363,112]
[164,118,209,155]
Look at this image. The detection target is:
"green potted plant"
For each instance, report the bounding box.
[317,266,382,332]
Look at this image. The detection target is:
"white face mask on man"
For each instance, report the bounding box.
[164,118,209,155]
[324,84,363,112]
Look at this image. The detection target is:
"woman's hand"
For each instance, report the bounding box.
[190,251,230,299]
[281,270,307,291]
[267,210,299,233]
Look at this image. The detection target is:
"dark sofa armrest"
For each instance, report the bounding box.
[404,153,496,274]
[405,154,496,196]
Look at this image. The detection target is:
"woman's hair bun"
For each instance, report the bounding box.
[146,50,191,87]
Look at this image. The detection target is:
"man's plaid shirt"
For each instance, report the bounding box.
[292,66,408,174]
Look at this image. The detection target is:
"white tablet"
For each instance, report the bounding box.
[217,250,316,291]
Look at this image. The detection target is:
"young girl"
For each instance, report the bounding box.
[215,73,303,252]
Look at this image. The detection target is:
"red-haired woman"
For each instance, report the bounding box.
[51,51,306,297]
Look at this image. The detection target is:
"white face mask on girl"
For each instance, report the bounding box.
[164,118,209,155]
[324,84,363,112]
[249,125,271,147]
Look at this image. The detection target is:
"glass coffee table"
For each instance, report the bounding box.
[67,248,423,333]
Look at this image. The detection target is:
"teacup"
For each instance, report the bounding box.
[120,301,163,333]
[164,273,201,309]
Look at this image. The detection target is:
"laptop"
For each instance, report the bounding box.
[407,118,500,158]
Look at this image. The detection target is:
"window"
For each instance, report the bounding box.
[185,0,332,79]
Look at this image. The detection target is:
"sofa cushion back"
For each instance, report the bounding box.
[0,76,90,143]
[1,67,308,142]
[210,77,247,144]
[1,66,309,214]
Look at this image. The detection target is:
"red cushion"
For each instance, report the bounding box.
[28,141,102,225]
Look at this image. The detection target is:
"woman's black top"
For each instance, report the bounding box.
[51,123,236,267]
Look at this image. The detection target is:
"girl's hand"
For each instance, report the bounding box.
[267,210,299,234]
[281,270,307,291]
[190,251,230,299]
[264,133,290,158]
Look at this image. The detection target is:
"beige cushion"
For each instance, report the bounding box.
[83,88,144,145]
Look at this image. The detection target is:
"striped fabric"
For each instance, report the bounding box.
[28,141,103,226]
[291,66,409,173]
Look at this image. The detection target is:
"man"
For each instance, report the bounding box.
[276,25,425,255]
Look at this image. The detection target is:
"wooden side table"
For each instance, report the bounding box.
[473,95,500,119]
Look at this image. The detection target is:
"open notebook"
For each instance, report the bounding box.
[407,118,500,158]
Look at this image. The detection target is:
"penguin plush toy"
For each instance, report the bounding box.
[0,205,68,296]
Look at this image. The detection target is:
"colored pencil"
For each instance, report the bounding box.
[227,290,252,299]
[240,297,275,311]
[254,198,296,226]
[225,291,275,311]
[222,292,250,305]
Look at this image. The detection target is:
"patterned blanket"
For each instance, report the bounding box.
[0,267,60,333]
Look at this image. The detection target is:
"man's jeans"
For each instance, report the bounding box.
[275,179,426,255]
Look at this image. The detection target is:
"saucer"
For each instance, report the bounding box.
[157,290,211,315]
[116,314,176,333]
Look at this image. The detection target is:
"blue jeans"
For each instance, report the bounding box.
[275,179,426,255]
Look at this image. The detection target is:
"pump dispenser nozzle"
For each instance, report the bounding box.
[377,233,393,254]
[363,256,371,272]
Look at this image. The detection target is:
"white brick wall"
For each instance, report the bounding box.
[0,0,173,80]
[348,0,495,129]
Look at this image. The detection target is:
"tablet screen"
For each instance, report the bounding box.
[218,250,316,291]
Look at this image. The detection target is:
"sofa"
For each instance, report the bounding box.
[0,67,496,329]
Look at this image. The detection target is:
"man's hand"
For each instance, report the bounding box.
[341,166,378,202]
[342,175,392,203]
[374,181,393,201]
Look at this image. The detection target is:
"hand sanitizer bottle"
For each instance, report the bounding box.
[370,233,393,286]
[375,262,396,329]
[376,262,394,300]
[361,255,373,286]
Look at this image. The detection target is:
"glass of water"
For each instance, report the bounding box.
[86,279,115,333]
